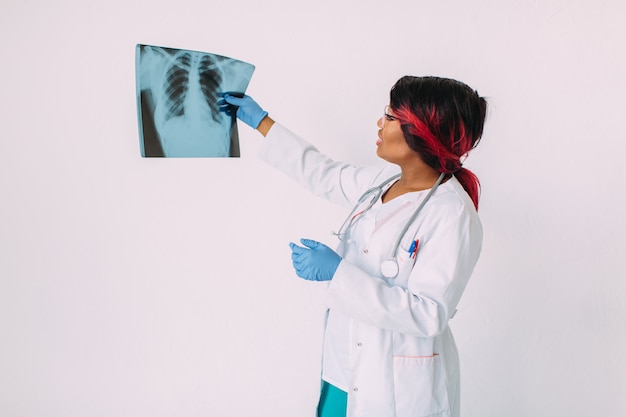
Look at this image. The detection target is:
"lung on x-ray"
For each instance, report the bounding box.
[135,44,255,157]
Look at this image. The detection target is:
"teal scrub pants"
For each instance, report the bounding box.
[317,381,347,417]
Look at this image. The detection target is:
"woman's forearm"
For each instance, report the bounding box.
[257,115,275,137]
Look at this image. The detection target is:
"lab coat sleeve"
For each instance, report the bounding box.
[326,201,482,337]
[257,123,397,207]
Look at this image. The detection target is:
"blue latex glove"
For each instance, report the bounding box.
[289,239,342,281]
[218,93,268,129]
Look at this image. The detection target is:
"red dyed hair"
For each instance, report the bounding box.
[390,76,487,209]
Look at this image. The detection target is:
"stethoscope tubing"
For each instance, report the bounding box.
[333,173,401,241]
[335,172,446,278]
[387,172,446,263]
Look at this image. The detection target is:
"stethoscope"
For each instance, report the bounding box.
[333,172,446,278]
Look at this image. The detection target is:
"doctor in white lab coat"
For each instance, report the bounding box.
[221,75,488,417]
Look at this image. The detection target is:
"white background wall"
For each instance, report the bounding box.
[1,0,625,416]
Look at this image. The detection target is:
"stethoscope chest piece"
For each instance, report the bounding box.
[381,259,399,278]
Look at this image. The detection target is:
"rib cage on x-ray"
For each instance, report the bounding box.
[161,51,224,124]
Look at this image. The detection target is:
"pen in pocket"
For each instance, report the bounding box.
[408,239,419,259]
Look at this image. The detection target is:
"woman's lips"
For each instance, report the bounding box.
[376,131,382,145]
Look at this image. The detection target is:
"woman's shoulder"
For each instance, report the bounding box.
[429,177,480,220]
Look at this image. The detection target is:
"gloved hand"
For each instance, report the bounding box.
[289,239,342,281]
[218,93,268,129]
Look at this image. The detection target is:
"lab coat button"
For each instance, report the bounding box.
[353,387,359,392]
[363,249,369,254]
[357,342,362,347]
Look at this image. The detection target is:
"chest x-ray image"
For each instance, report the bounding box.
[136,44,255,157]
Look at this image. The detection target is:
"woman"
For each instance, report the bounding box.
[221,76,488,417]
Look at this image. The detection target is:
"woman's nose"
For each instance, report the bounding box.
[377,117,383,128]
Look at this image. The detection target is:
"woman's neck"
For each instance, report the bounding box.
[396,163,441,192]
[382,165,441,203]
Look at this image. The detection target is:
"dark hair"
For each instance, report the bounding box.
[390,76,487,209]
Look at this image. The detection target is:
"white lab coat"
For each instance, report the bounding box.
[258,123,482,417]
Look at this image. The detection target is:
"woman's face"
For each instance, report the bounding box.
[376,106,418,165]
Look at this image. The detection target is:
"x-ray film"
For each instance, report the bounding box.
[135,44,255,157]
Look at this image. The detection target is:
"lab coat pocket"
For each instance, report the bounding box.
[392,355,450,417]
[393,244,418,287]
